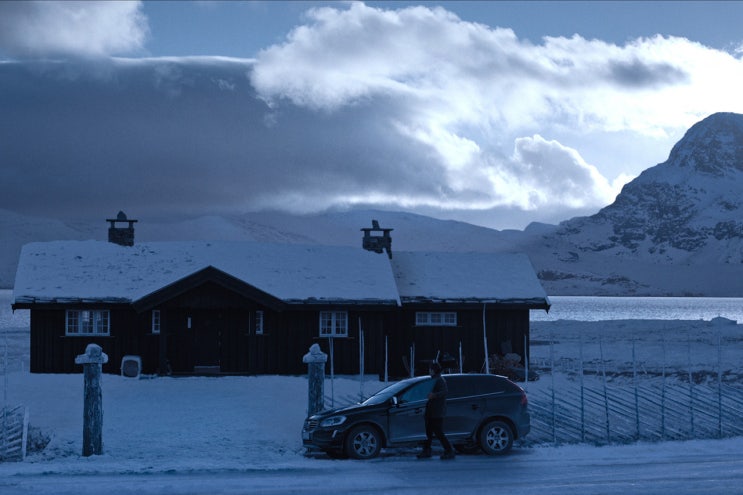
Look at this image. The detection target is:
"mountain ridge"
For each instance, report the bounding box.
[2,112,743,296]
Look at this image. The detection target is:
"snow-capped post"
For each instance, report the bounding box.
[75,343,108,457]
[303,344,327,417]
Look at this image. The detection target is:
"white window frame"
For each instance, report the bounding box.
[66,310,110,336]
[415,311,457,327]
[319,311,348,337]
[255,310,264,335]
[151,310,161,334]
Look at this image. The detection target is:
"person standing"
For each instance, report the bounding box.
[417,362,455,460]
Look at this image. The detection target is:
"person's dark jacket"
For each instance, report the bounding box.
[425,375,448,418]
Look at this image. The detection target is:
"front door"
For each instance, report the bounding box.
[193,312,222,368]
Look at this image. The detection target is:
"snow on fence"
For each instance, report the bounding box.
[0,405,28,462]
[525,324,743,446]
[527,381,743,445]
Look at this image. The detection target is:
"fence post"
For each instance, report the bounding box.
[717,331,723,438]
[303,344,328,417]
[687,331,695,437]
[549,335,556,444]
[75,343,108,457]
[579,330,585,443]
[599,337,610,444]
[633,337,640,440]
[661,332,667,440]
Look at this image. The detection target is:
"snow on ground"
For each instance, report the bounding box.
[3,291,743,494]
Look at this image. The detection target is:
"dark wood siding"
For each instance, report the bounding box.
[27,284,532,378]
[387,306,530,378]
[28,305,154,374]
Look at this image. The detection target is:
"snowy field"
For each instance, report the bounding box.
[3,290,743,494]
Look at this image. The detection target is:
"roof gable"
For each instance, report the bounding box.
[131,265,286,312]
[13,240,400,307]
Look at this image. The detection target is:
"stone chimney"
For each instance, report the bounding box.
[361,220,392,258]
[107,211,137,246]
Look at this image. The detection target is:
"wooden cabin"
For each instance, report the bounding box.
[11,217,550,378]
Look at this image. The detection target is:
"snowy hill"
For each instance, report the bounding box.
[3,113,743,296]
[523,112,743,296]
[0,209,534,289]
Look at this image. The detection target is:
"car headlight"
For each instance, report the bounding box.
[320,416,347,427]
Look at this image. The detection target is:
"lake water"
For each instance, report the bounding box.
[2,290,742,324]
[531,296,743,322]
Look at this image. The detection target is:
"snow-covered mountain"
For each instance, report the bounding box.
[522,112,743,296]
[2,113,743,296]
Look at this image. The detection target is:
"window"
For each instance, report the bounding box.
[399,380,435,404]
[415,312,457,327]
[255,310,264,335]
[319,311,348,337]
[151,310,161,334]
[66,310,110,336]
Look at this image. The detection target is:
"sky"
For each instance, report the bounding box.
[2,1,743,230]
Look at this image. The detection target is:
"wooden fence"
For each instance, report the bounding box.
[1,405,29,461]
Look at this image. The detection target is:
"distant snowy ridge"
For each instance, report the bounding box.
[3,113,743,296]
[522,112,743,296]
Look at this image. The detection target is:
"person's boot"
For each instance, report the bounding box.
[417,448,432,459]
[440,450,456,460]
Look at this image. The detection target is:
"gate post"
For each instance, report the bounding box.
[75,344,108,457]
[303,344,328,417]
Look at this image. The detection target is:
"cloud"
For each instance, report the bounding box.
[505,135,621,210]
[249,2,743,216]
[0,58,455,222]
[0,1,148,58]
[3,2,743,230]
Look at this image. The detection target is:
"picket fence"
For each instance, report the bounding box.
[0,405,28,461]
[527,381,743,445]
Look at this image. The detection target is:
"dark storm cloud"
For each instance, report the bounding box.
[608,59,689,88]
[0,58,449,221]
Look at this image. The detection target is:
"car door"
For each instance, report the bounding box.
[387,379,434,443]
[443,376,483,437]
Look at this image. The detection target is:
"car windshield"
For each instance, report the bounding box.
[360,377,430,406]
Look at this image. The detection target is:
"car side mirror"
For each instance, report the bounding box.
[389,396,399,407]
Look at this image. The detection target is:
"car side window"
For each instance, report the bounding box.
[445,376,470,399]
[399,379,434,404]
[477,376,507,394]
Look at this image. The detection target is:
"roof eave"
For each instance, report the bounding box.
[399,297,551,310]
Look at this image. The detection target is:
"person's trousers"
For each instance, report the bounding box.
[423,416,453,452]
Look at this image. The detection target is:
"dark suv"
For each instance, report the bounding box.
[302,373,530,459]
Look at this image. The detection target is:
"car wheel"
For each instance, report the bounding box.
[479,420,514,455]
[344,425,382,459]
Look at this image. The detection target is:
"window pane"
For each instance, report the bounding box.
[152,310,161,334]
[81,311,93,334]
[320,312,333,335]
[255,311,264,334]
[66,310,79,334]
[319,311,348,337]
[335,312,347,335]
[415,311,456,327]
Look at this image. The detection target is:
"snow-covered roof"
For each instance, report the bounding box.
[392,251,550,306]
[12,241,549,309]
[13,240,401,306]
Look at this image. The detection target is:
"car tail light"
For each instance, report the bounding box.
[520,389,528,406]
